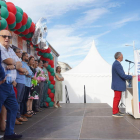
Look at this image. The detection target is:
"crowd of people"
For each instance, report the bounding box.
[0,30,64,139]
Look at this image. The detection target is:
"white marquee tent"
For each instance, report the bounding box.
[62,41,114,107]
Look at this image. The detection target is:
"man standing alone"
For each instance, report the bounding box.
[111,52,132,117]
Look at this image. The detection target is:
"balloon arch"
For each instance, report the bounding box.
[0,0,55,107]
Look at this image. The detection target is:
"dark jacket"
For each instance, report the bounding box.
[111,60,132,91]
[0,50,5,81]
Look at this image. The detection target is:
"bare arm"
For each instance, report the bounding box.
[3,58,15,65]
[55,75,63,81]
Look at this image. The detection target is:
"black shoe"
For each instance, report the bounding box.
[119,111,125,115]
[112,113,123,117]
[34,108,39,112]
[4,133,22,140]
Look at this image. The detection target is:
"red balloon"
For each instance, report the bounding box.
[22,29,29,35]
[49,60,54,67]
[14,31,21,34]
[21,15,27,26]
[52,65,54,68]
[45,102,49,107]
[6,2,14,5]
[51,81,55,85]
[48,72,51,76]
[6,12,16,24]
[23,12,28,19]
[14,22,22,30]
[49,76,54,81]
[46,48,51,53]
[48,89,51,94]
[51,98,54,102]
[5,25,9,30]
[29,22,35,33]
[7,4,17,15]
[49,93,54,98]
[22,37,28,40]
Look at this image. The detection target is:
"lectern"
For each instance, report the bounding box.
[126,76,140,118]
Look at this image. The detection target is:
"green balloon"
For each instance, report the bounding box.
[1,6,9,19]
[19,33,24,37]
[16,6,23,15]
[48,80,50,84]
[46,97,51,103]
[0,1,7,8]
[49,68,54,73]
[38,51,43,55]
[51,72,55,76]
[25,33,32,38]
[43,53,49,58]
[18,25,26,32]
[33,45,38,49]
[49,102,54,107]
[8,22,16,29]
[15,11,23,23]
[51,89,55,93]
[0,17,7,30]
[28,17,32,24]
[49,84,54,90]
[26,18,32,29]
[47,65,51,70]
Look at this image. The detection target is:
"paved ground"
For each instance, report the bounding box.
[1,103,140,140]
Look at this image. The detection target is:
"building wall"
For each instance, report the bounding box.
[57,61,72,73]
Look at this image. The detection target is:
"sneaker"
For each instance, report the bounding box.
[112,113,124,117]
[4,133,22,140]
[119,111,125,115]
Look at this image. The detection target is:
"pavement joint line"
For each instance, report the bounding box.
[124,116,140,132]
[23,137,78,139]
[19,109,58,134]
[78,108,86,140]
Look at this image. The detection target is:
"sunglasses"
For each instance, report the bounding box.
[0,35,12,39]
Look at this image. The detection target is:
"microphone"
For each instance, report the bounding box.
[125,59,134,63]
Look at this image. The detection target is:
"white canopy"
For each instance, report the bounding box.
[62,41,114,106]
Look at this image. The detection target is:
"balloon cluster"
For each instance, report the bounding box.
[33,45,55,107]
[0,1,35,41]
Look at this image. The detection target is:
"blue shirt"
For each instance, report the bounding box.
[0,50,5,81]
[22,61,34,87]
[16,61,26,85]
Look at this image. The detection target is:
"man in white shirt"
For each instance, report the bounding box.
[0,30,22,139]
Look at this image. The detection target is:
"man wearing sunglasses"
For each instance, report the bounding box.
[0,30,22,139]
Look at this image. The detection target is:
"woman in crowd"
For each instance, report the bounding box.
[54,66,64,108]
[27,56,39,115]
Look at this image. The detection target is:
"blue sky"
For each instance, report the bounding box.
[9,0,140,73]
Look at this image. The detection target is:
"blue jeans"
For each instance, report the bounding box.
[0,82,18,135]
[16,83,25,118]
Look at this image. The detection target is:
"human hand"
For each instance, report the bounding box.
[12,81,17,87]
[16,62,22,69]
[6,65,15,70]
[0,77,6,85]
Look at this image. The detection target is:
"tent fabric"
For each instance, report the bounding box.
[62,41,114,107]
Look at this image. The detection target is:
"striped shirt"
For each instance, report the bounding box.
[0,44,20,83]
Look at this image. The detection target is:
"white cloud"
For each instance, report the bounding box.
[110,14,140,28]
[8,0,109,22]
[75,8,109,27]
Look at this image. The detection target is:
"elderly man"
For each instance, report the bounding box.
[13,48,29,124]
[111,52,132,117]
[0,30,22,139]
